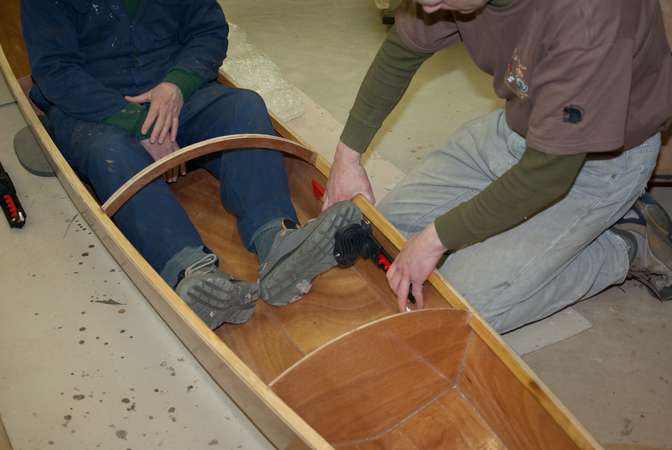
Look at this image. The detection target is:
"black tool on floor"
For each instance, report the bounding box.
[334,220,415,304]
[0,162,26,228]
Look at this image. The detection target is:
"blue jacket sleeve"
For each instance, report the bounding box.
[22,0,128,121]
[173,0,229,83]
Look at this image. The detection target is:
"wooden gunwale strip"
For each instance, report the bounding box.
[0,45,333,450]
[101,134,318,216]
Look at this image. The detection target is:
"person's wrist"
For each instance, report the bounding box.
[426,223,448,254]
[335,141,362,165]
[163,82,182,98]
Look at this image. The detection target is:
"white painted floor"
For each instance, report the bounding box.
[0,2,671,449]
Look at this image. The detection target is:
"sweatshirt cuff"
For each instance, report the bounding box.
[103,102,150,138]
[433,205,479,252]
[340,113,380,154]
[163,66,203,101]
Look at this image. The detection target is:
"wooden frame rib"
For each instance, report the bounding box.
[101,134,317,217]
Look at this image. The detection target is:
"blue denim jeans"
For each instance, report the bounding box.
[49,83,297,276]
[379,109,661,332]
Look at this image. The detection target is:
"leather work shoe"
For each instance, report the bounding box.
[259,200,362,306]
[176,253,259,328]
[612,193,672,301]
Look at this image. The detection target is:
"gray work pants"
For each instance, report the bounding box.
[379,109,661,332]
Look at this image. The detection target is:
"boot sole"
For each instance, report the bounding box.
[260,201,362,306]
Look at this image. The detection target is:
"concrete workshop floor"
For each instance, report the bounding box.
[0,1,670,449]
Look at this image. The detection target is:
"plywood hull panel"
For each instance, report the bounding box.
[1,13,602,447]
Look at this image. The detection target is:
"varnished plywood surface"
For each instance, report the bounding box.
[458,336,581,450]
[355,391,507,450]
[271,310,473,446]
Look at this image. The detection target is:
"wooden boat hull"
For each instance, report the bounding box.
[0,5,604,447]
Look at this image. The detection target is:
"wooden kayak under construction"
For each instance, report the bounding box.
[0,5,603,449]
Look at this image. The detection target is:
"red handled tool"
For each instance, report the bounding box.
[0,162,26,229]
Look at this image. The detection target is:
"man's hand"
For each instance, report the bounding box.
[140,139,184,183]
[386,223,446,312]
[126,82,184,145]
[322,141,375,211]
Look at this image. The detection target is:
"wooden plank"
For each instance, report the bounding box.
[270,309,472,446]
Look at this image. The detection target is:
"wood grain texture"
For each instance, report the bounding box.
[458,335,582,450]
[357,390,507,450]
[271,310,472,446]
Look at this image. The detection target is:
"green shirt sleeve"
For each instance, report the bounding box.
[341,26,431,153]
[163,66,203,101]
[102,102,148,138]
[434,148,587,251]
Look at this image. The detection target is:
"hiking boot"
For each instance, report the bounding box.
[175,253,259,328]
[259,200,362,306]
[612,192,672,301]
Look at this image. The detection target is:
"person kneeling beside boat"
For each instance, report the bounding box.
[22,0,361,329]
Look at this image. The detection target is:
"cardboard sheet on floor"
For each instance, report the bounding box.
[503,307,592,355]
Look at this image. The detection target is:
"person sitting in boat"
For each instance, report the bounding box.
[21,0,361,329]
[322,0,672,332]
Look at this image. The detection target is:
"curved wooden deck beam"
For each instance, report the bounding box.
[101,134,317,217]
